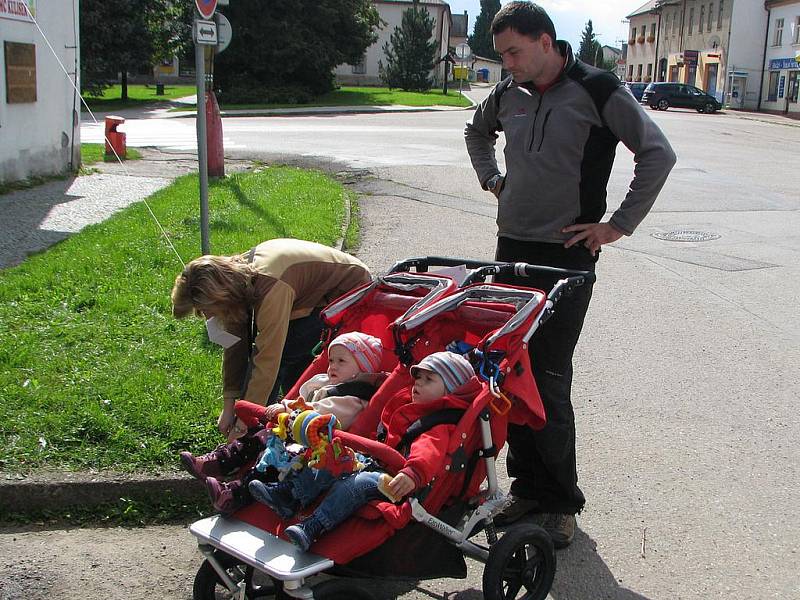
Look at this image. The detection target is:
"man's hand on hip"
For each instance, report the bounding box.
[562,222,624,257]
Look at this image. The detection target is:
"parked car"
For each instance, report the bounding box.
[641,82,722,113]
[625,82,648,102]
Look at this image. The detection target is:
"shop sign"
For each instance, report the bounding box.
[769,57,799,70]
[683,50,699,66]
[779,76,785,98]
[0,0,35,22]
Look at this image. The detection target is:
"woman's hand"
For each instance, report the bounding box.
[217,401,237,437]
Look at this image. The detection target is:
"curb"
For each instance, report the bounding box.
[0,471,206,517]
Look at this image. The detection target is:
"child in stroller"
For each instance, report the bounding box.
[250,351,479,551]
[180,331,387,514]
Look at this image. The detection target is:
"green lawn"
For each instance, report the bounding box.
[0,166,354,473]
[81,143,142,165]
[171,85,472,111]
[82,84,195,111]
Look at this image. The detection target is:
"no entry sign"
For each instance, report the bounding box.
[195,0,217,19]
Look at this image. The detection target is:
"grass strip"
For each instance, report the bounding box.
[0,166,348,473]
[81,143,142,166]
[171,85,472,112]
[82,84,195,111]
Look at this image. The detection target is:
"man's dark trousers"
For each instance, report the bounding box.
[495,237,596,515]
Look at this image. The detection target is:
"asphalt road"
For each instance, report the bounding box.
[14,94,800,599]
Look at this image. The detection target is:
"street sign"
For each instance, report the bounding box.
[214,13,232,54]
[455,43,471,60]
[195,19,217,45]
[195,0,217,19]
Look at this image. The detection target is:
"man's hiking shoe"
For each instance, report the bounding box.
[284,517,326,552]
[494,495,540,526]
[537,513,576,549]
[249,480,299,520]
[205,477,245,515]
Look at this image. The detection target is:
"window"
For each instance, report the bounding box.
[629,64,634,80]
[637,64,643,80]
[718,1,724,30]
[352,55,366,74]
[673,11,679,35]
[794,16,800,44]
[774,18,784,46]
[768,71,779,102]
[699,5,705,35]
[650,22,656,39]
[708,3,714,31]
[646,63,653,79]
[689,8,694,35]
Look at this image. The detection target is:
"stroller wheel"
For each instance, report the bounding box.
[482,523,556,600]
[193,549,281,599]
[312,578,377,600]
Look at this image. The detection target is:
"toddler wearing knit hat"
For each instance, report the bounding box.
[410,351,475,403]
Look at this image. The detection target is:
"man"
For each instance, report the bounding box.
[464,1,675,548]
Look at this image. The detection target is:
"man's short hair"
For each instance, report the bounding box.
[490,1,557,43]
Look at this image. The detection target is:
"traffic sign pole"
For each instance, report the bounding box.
[195,13,210,254]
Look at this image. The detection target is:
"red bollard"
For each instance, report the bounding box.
[206,91,224,177]
[104,115,126,159]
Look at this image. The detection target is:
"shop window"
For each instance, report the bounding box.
[718,1,724,30]
[768,71,779,102]
[773,18,784,46]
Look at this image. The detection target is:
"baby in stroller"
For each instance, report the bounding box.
[179,331,387,514]
[251,351,479,552]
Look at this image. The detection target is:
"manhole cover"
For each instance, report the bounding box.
[651,230,721,242]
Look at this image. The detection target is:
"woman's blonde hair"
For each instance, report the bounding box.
[171,254,256,324]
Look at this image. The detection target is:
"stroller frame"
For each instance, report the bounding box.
[189,257,595,600]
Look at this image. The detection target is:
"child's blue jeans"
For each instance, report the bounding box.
[309,471,385,531]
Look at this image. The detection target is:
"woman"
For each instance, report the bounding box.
[171,238,372,436]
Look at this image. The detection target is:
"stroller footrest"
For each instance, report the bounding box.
[189,515,334,580]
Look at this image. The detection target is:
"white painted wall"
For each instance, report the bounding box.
[0,0,80,183]
[760,1,800,114]
[727,0,769,109]
[335,1,451,87]
[626,11,658,82]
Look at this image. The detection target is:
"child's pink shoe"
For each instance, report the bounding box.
[205,477,245,515]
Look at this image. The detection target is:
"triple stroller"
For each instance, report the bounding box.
[188,256,595,600]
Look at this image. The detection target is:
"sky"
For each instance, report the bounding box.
[446,0,649,50]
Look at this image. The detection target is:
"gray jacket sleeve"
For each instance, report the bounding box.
[464,88,502,189]
[602,88,677,235]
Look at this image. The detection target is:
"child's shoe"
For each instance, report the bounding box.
[249,479,299,520]
[205,477,245,515]
[284,516,326,552]
[180,438,257,481]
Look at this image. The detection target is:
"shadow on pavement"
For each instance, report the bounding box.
[550,528,652,600]
[0,177,81,270]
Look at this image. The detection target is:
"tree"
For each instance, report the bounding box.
[80,0,192,100]
[214,0,380,103]
[469,0,501,60]
[577,20,603,67]
[378,3,438,91]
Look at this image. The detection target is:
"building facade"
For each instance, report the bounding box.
[760,0,800,116]
[334,0,452,87]
[1,0,80,183]
[626,0,769,109]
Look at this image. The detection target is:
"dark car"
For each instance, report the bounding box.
[641,82,722,113]
[625,82,648,102]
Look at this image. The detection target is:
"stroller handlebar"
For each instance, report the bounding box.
[389,256,596,288]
